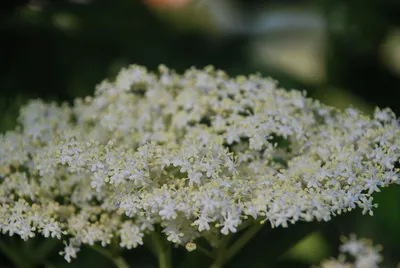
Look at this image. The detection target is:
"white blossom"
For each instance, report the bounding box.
[119,222,144,249]
[317,235,382,268]
[1,64,400,262]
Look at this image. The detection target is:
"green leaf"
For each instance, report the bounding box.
[226,221,324,268]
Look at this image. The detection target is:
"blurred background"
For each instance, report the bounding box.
[1,0,400,267]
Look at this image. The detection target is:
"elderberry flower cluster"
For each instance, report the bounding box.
[316,235,383,268]
[0,64,399,262]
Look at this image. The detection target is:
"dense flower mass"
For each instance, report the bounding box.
[0,64,399,262]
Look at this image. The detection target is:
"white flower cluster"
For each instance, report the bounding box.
[316,235,382,268]
[0,64,399,262]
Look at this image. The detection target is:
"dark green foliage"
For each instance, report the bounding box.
[1,0,400,267]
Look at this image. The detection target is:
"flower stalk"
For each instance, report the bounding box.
[210,235,231,268]
[90,245,130,268]
[151,232,172,268]
[225,223,264,263]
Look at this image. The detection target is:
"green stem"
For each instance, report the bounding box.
[113,256,131,268]
[151,232,171,268]
[235,219,254,232]
[0,241,30,268]
[210,235,231,268]
[90,245,130,268]
[143,236,157,257]
[32,239,59,264]
[178,246,214,268]
[225,223,263,263]
[196,245,213,258]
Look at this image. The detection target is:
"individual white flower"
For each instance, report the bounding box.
[159,202,178,220]
[60,240,80,263]
[42,220,63,239]
[119,222,144,249]
[193,213,212,232]
[220,212,241,235]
